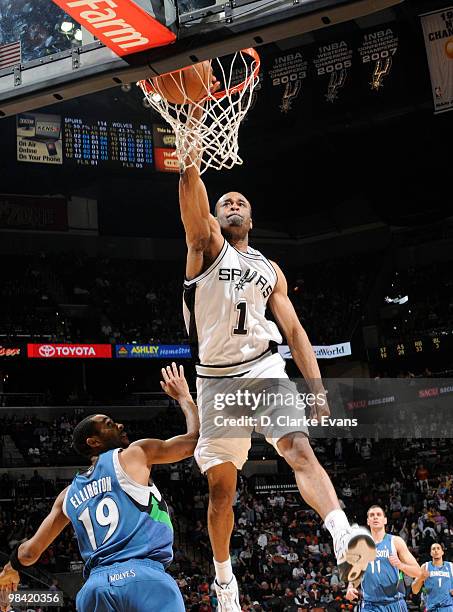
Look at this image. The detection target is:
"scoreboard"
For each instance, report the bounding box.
[16,111,157,170]
[63,117,153,169]
[374,334,448,361]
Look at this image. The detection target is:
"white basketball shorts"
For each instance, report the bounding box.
[194,351,308,474]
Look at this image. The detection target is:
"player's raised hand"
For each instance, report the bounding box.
[421,565,430,580]
[389,554,402,569]
[345,586,359,601]
[0,567,19,592]
[160,363,191,402]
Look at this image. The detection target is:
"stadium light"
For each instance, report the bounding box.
[60,21,74,33]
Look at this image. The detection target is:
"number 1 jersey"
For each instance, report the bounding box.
[63,448,173,578]
[183,240,282,369]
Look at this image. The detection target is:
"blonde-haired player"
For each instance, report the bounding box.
[346,505,421,612]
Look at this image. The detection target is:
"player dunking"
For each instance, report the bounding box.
[0,364,197,612]
[412,542,453,612]
[346,505,421,612]
[179,103,376,611]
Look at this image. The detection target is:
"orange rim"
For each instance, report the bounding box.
[139,47,260,100]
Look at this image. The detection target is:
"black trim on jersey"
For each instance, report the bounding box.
[197,371,251,379]
[231,244,262,260]
[261,257,278,285]
[199,347,272,369]
[183,284,199,362]
[232,244,278,286]
[183,239,228,287]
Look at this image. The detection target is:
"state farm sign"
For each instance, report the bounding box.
[50,0,176,57]
[27,344,112,359]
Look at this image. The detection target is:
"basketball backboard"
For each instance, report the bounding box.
[0,0,404,117]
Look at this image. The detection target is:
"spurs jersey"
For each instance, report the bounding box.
[183,239,282,370]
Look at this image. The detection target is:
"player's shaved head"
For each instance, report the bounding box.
[72,414,129,458]
[215,192,252,215]
[215,192,253,242]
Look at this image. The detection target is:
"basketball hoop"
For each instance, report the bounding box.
[138,48,260,174]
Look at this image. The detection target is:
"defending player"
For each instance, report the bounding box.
[0,363,197,612]
[179,105,376,610]
[412,542,453,612]
[346,505,421,611]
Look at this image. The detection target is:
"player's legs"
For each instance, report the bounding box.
[249,353,375,585]
[277,432,341,518]
[206,462,237,563]
[277,431,375,584]
[206,461,241,611]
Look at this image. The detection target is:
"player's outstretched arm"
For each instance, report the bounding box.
[267,261,328,417]
[390,536,422,579]
[129,363,199,465]
[0,488,70,590]
[411,563,429,594]
[179,106,223,279]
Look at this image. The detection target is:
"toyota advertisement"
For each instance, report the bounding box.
[27,344,112,359]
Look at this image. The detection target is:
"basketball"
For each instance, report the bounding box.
[151,61,212,104]
[445,38,453,59]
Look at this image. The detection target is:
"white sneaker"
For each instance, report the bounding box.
[214,575,241,612]
[334,524,376,586]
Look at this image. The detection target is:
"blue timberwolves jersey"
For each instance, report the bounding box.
[362,534,405,603]
[64,449,173,578]
[424,561,453,610]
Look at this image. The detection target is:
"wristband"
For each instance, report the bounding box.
[9,545,27,571]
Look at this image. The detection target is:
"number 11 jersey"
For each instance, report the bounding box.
[362,534,405,604]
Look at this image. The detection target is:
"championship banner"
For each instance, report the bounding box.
[279,342,352,360]
[50,0,176,57]
[0,194,67,231]
[268,49,308,113]
[421,8,453,114]
[27,344,112,359]
[313,39,353,103]
[152,125,178,173]
[357,25,399,92]
[17,113,63,165]
[116,344,191,358]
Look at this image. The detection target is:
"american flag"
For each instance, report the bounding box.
[0,41,22,70]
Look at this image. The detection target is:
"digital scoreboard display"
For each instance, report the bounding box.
[63,117,153,169]
[373,335,449,361]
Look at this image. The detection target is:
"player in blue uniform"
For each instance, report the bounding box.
[346,505,421,612]
[412,542,453,611]
[0,363,198,612]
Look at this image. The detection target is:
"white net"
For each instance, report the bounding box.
[138,48,260,174]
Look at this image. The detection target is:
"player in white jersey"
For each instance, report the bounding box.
[179,105,375,611]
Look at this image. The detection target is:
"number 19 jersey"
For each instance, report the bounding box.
[362,534,405,604]
[63,448,173,578]
[183,240,282,371]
